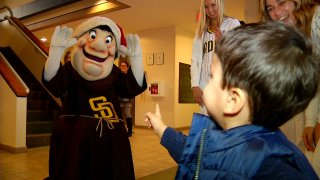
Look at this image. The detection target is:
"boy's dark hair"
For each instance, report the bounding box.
[216,22,319,130]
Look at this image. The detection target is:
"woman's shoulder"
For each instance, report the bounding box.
[223,17,240,23]
[314,5,320,15]
[221,17,241,32]
[311,6,320,28]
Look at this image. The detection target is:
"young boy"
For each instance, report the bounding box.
[145,22,319,179]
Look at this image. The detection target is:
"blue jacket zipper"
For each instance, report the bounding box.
[194,128,207,180]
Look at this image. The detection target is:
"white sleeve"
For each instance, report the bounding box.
[221,18,241,34]
[310,7,320,126]
[190,35,203,88]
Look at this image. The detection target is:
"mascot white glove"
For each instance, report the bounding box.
[44,26,77,81]
[126,34,144,87]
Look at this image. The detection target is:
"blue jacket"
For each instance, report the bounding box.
[161,113,317,179]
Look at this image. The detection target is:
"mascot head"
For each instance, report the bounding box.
[70,16,126,81]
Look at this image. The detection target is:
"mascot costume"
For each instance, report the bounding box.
[42,16,147,179]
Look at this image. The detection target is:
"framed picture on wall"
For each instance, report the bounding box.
[146,53,154,65]
[155,52,164,65]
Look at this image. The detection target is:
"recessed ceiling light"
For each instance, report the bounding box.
[95,0,108,5]
[40,37,47,42]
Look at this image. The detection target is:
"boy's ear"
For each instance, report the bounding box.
[224,88,246,115]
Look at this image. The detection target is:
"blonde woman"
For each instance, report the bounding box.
[260,0,320,176]
[191,0,240,114]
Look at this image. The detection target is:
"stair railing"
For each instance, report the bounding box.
[1,6,49,57]
[0,8,24,95]
[0,6,13,22]
[0,52,29,97]
[0,6,61,106]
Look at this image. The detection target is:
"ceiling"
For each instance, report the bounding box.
[0,0,258,45]
[33,0,201,44]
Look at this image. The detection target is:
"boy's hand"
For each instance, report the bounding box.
[145,104,167,138]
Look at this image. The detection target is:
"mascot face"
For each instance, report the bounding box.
[71,27,116,81]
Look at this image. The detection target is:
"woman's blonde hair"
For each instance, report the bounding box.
[196,0,225,38]
[259,0,317,37]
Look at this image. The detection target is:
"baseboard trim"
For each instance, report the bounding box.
[134,125,190,131]
[0,143,27,153]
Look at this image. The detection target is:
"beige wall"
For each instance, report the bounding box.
[135,26,176,127]
[0,75,27,149]
[135,26,200,128]
[244,0,260,23]
[174,27,199,128]
[225,0,245,21]
[225,0,260,23]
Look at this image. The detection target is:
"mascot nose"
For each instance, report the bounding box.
[91,38,107,52]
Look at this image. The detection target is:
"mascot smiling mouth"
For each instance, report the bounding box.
[83,49,107,63]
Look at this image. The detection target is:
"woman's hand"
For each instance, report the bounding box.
[314,123,320,146]
[214,27,223,42]
[192,87,204,107]
[303,127,315,152]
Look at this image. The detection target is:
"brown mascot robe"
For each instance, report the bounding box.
[42,62,147,180]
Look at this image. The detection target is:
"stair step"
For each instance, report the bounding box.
[0,47,59,148]
[27,110,59,122]
[27,121,55,134]
[26,133,51,148]
[28,90,50,100]
[27,99,59,110]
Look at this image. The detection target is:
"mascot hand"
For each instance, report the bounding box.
[126,34,144,86]
[44,26,77,81]
[50,26,77,48]
[126,34,142,58]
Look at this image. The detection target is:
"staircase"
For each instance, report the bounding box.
[0,47,60,148]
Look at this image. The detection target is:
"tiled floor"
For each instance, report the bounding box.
[0,128,188,180]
